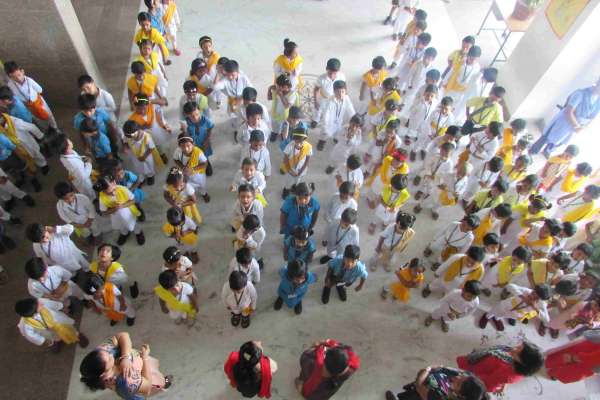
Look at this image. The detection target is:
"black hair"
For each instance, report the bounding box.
[534,284,552,300]
[390,174,408,191]
[333,80,347,91]
[241,157,257,169]
[283,38,298,57]
[339,181,355,196]
[522,174,540,189]
[78,93,97,111]
[238,183,256,195]
[371,56,386,70]
[382,77,397,91]
[384,99,398,111]
[165,167,185,185]
[544,218,562,237]
[564,144,579,156]
[463,35,476,44]
[133,92,149,105]
[463,280,482,296]
[293,182,310,197]
[79,117,98,133]
[229,270,248,291]
[25,257,46,280]
[424,83,438,94]
[585,185,600,199]
[343,244,360,260]
[288,105,303,119]
[137,38,153,49]
[275,73,292,88]
[232,341,263,397]
[242,87,258,102]
[482,67,498,83]
[415,20,427,31]
[3,61,20,74]
[131,61,145,75]
[166,207,185,226]
[425,69,441,81]
[576,242,594,257]
[236,247,253,265]
[414,9,427,20]
[491,86,506,98]
[386,119,400,131]
[395,211,416,229]
[82,272,105,296]
[466,246,485,262]
[464,214,481,229]
[25,223,45,243]
[326,58,341,71]
[183,101,199,115]
[512,246,532,263]
[341,208,358,225]
[440,96,454,107]
[510,118,526,132]
[54,181,75,199]
[576,162,593,176]
[492,177,509,194]
[417,33,432,46]
[163,246,182,264]
[292,225,309,241]
[487,156,504,172]
[242,214,260,231]
[460,376,486,400]
[217,57,229,66]
[224,59,239,74]
[555,278,578,295]
[245,103,263,119]
[515,154,532,168]
[493,203,512,219]
[77,74,94,88]
[80,350,107,391]
[550,251,571,270]
[487,121,503,137]
[249,130,265,143]
[137,11,151,23]
[349,114,362,126]
[97,243,121,261]
[467,46,482,58]
[513,342,543,376]
[424,47,437,58]
[287,259,307,280]
[482,233,500,247]
[190,58,207,75]
[346,154,361,170]
[159,269,178,290]
[445,125,460,137]
[55,134,71,154]
[183,80,198,92]
[0,85,13,100]
[15,298,38,317]
[324,347,349,376]
[122,120,140,136]
[95,175,115,192]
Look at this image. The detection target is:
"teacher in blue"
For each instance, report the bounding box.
[531,77,600,158]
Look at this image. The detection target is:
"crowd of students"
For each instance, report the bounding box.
[2,0,600,399]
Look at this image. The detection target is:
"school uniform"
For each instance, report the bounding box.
[422,110,456,151]
[393,36,424,80]
[221,281,257,315]
[430,253,484,293]
[234,226,266,259]
[90,260,128,288]
[231,171,267,195]
[444,62,481,109]
[17,299,76,346]
[164,182,202,225]
[33,224,89,275]
[92,283,136,320]
[454,75,495,124]
[231,199,264,231]
[56,193,99,238]
[324,195,358,226]
[173,146,208,195]
[213,71,253,122]
[375,186,410,226]
[277,266,317,308]
[431,289,479,322]
[472,208,503,246]
[428,221,475,262]
[480,256,526,291]
[327,256,368,285]
[374,225,415,270]
[273,55,303,90]
[500,203,545,251]
[325,223,360,259]
[135,52,168,97]
[2,115,47,169]
[94,88,118,121]
[367,157,409,203]
[161,1,181,48]
[487,284,550,324]
[282,141,312,187]
[228,257,261,284]
[280,196,320,237]
[463,163,501,202]
[319,95,356,141]
[554,195,597,226]
[271,90,299,134]
[284,236,316,264]
[7,95,33,123]
[183,115,214,157]
[330,128,362,168]
[314,72,346,121]
[128,106,171,155]
[419,156,454,210]
[365,130,401,175]
[161,256,197,287]
[8,76,57,129]
[60,151,95,200]
[98,186,142,236]
[466,131,499,175]
[179,93,210,120]
[163,216,198,253]
[240,145,272,178]
[125,132,158,180]
[392,0,419,35]
[334,166,364,192]
[28,265,82,303]
[0,167,27,202]
[165,282,194,320]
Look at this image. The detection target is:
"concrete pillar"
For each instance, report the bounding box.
[0,0,104,107]
[498,0,600,122]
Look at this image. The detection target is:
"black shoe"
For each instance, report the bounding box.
[274,297,283,310]
[325,166,335,174]
[482,288,492,297]
[420,150,426,160]
[205,160,213,176]
[3,197,15,211]
[385,390,398,400]
[319,255,332,264]
[1,235,16,249]
[136,231,145,245]
[317,140,326,151]
[41,165,50,175]
[137,206,146,222]
[412,176,422,186]
[241,315,250,328]
[164,375,174,389]
[78,333,89,348]
[31,178,42,192]
[233,131,238,143]
[126,317,135,326]
[389,62,397,69]
[9,216,22,225]
[146,176,155,186]
[421,285,431,298]
[310,120,318,129]
[231,312,241,327]
[281,188,290,200]
[336,285,347,301]
[294,301,303,315]
[507,318,517,326]
[409,151,416,162]
[269,132,278,142]
[23,195,35,207]
[110,320,118,326]
[202,193,211,203]
[321,287,331,304]
[383,16,391,25]
[130,281,139,299]
[117,233,130,246]
[309,182,316,193]
[257,258,264,270]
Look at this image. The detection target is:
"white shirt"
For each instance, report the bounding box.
[334,166,364,189]
[27,265,72,299]
[423,157,454,186]
[331,128,362,165]
[405,60,430,90]
[240,119,270,145]
[96,88,117,119]
[380,224,412,249]
[232,199,264,226]
[98,187,137,231]
[235,102,272,131]
[326,223,360,257]
[166,282,194,319]
[228,257,261,283]
[221,281,257,313]
[438,289,480,316]
[407,99,435,133]
[425,109,456,139]
[321,95,356,133]
[214,71,253,99]
[18,299,73,346]
[315,72,346,100]
[325,194,358,224]
[241,145,272,177]
[236,226,266,252]
[56,194,95,226]
[231,170,266,193]
[60,152,93,187]
[469,132,499,161]
[432,221,474,254]
[32,225,86,273]
[283,142,312,175]
[172,147,207,167]
[8,76,42,102]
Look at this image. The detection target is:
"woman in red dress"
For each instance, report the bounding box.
[224,341,277,398]
[545,329,600,383]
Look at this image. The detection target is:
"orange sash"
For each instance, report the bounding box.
[26,94,49,120]
[128,105,155,128]
[103,282,125,321]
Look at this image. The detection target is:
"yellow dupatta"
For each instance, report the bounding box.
[135,52,161,74]
[99,185,141,217]
[443,256,484,284]
[204,51,220,71]
[513,203,545,228]
[189,74,210,95]
[502,127,514,148]
[504,166,527,183]
[162,222,198,245]
[381,186,410,209]
[154,285,196,318]
[128,105,155,129]
[368,90,401,116]
[518,229,553,250]
[103,282,125,321]
[473,213,494,245]
[561,169,587,193]
[496,256,525,286]
[181,145,206,174]
[362,69,388,88]
[281,142,312,173]
[134,28,169,58]
[370,114,398,140]
[24,307,79,344]
[127,131,164,168]
[164,184,202,224]
[127,74,158,97]
[0,113,35,172]
[90,261,123,283]
[562,199,598,223]
[445,62,470,93]
[367,156,408,187]
[162,2,177,25]
[529,259,549,286]
[274,54,304,88]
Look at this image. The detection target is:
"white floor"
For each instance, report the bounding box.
[67,0,588,399]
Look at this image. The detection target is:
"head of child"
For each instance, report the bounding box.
[335,180,355,203]
[383,99,398,119]
[123,120,143,143]
[163,246,183,268]
[287,259,308,285]
[242,87,258,106]
[292,127,308,149]
[77,74,98,96]
[246,103,263,127]
[528,284,551,303]
[83,273,107,301]
[517,175,539,195]
[422,84,438,103]
[241,158,257,180]
[332,80,347,100]
[425,69,441,86]
[133,93,150,115]
[97,175,117,195]
[229,270,248,294]
[324,347,350,377]
[276,73,293,96]
[514,155,532,172]
[385,120,400,139]
[371,56,387,73]
[166,167,186,191]
[347,115,362,136]
[508,118,526,136]
[407,258,425,277]
[461,280,481,302]
[489,178,508,198]
[0,86,15,110]
[190,58,208,80]
[382,77,397,94]
[512,246,533,266]
[292,226,309,249]
[439,142,455,161]
[242,214,261,235]
[482,233,500,254]
[293,183,311,206]
[346,154,361,172]
[582,184,600,202]
[491,203,512,221]
[489,86,506,103]
[4,61,25,84]
[461,214,481,232]
[390,174,408,193]
[461,36,476,54]
[548,251,570,272]
[235,247,253,269]
[515,139,530,155]
[131,61,146,82]
[184,101,202,123]
[342,244,361,270]
[137,11,152,31]
[579,270,600,289]
[466,46,481,65]
[575,162,593,178]
[486,122,503,140]
[438,96,454,117]
[559,222,577,240]
[539,218,561,239]
[97,243,120,265]
[138,38,153,58]
[159,270,180,293]
[15,298,40,318]
[573,243,593,262]
[287,106,303,127]
[167,207,186,228]
[528,195,551,215]
[77,93,98,118]
[25,257,48,281]
[58,136,74,155]
[54,181,76,204]
[465,246,485,268]
[416,33,432,50]
[238,184,256,208]
[395,211,415,233]
[423,47,437,66]
[79,117,99,139]
[199,36,214,56]
[177,133,195,155]
[562,144,579,160]
[224,60,240,81]
[326,58,341,79]
[182,81,198,104]
[216,57,229,74]
[283,38,299,59]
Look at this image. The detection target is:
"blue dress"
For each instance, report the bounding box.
[185,115,214,157]
[118,170,145,204]
[284,235,316,263]
[545,87,600,147]
[8,97,33,123]
[280,196,320,237]
[277,265,317,308]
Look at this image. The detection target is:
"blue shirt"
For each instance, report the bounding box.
[149,10,165,34]
[327,256,368,284]
[118,170,145,203]
[185,115,214,156]
[277,266,317,308]
[0,134,16,161]
[73,108,112,138]
[284,235,316,263]
[8,97,33,123]
[91,133,112,159]
[280,196,320,236]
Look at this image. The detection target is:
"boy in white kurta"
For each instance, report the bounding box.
[423,246,485,297]
[235,87,272,135]
[402,84,436,160]
[229,247,261,284]
[413,142,455,217]
[413,97,456,165]
[312,58,346,126]
[26,260,83,305]
[213,60,253,133]
[0,113,48,172]
[234,214,266,266]
[239,103,271,147]
[326,115,362,175]
[462,123,501,176]
[26,223,89,275]
[402,47,437,96]
[78,74,118,121]
[230,158,267,202]
[317,80,356,151]
[54,181,99,242]
[321,208,360,264]
[157,270,197,326]
[391,0,420,40]
[222,270,257,328]
[242,129,272,179]
[424,214,479,266]
[0,167,34,208]
[59,138,95,200]
[426,281,480,332]
[334,155,364,194]
[462,156,504,203]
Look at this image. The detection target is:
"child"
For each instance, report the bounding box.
[326,115,362,175]
[510,218,560,259]
[479,283,551,331]
[78,117,112,165]
[403,84,438,161]
[408,68,441,111]
[280,182,320,239]
[389,0,420,39]
[281,127,313,198]
[25,258,83,306]
[414,142,456,217]
[526,251,570,289]
[197,36,220,79]
[566,243,594,274]
[243,129,272,180]
[15,298,88,350]
[134,11,170,65]
[0,85,35,127]
[135,38,168,97]
[127,61,164,110]
[537,144,579,192]
[372,211,416,271]
[143,0,165,35]
[160,0,181,55]
[394,32,432,90]
[422,246,485,297]
[312,58,346,127]
[0,111,48,174]
[83,273,136,326]
[25,223,89,276]
[369,174,410,235]
[54,181,99,243]
[78,74,117,121]
[162,246,197,288]
[550,221,577,254]
[236,87,272,133]
[230,158,267,206]
[503,154,532,186]
[284,226,316,264]
[240,103,270,146]
[555,184,600,225]
[268,74,298,142]
[324,181,358,233]
[155,270,198,326]
[273,39,303,91]
[497,139,530,180]
[89,243,130,290]
[504,174,539,207]
[545,162,593,201]
[222,270,257,328]
[500,194,551,249]
[122,120,163,185]
[164,167,202,225]
[455,67,498,124]
[4,61,58,131]
[480,246,532,296]
[213,60,253,139]
[173,133,210,202]
[424,214,480,267]
[58,137,95,200]
[108,160,148,224]
[425,280,481,333]
[462,155,504,204]
[0,132,42,192]
[275,259,317,315]
[381,257,425,303]
[472,203,513,246]
[317,81,356,151]
[334,154,364,195]
[366,149,408,209]
[180,79,209,119]
[0,166,35,209]
[442,36,476,80]
[464,177,509,215]
[322,245,367,304]
[363,104,400,176]
[182,100,214,168]
[234,214,266,269]
[229,247,261,285]
[390,15,428,70]
[460,122,502,179]
[128,93,172,162]
[366,78,401,130]
[415,97,456,165]
[499,118,527,152]
[463,87,506,135]
[163,207,199,264]
[230,184,263,233]
[95,175,145,246]
[358,56,388,115]
[443,46,482,107]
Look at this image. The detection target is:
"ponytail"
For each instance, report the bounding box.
[232,341,263,396]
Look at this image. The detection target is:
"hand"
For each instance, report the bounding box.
[355,285,363,292]
[140,344,150,358]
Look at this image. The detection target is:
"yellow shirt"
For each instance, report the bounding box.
[381,187,410,209]
[466,97,503,126]
[134,28,169,59]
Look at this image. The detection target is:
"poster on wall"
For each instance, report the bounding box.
[545,0,591,38]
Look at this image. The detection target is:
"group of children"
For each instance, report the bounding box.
[4,3,600,399]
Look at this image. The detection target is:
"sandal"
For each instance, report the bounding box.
[231,312,241,327]
[241,315,251,329]
[164,375,174,389]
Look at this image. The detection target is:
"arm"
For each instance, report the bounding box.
[309,209,319,232]
[355,277,366,291]
[280,211,287,233]
[296,155,310,176]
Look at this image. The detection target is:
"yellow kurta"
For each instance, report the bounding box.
[390,268,424,303]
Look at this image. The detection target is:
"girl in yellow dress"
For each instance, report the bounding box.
[381,258,425,303]
[163,167,202,225]
[273,39,303,91]
[358,56,388,115]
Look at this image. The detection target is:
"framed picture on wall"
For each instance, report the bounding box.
[545,0,591,38]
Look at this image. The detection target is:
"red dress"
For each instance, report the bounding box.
[545,338,600,383]
[224,351,273,398]
[456,354,523,393]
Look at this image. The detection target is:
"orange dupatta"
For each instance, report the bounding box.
[103,282,125,321]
